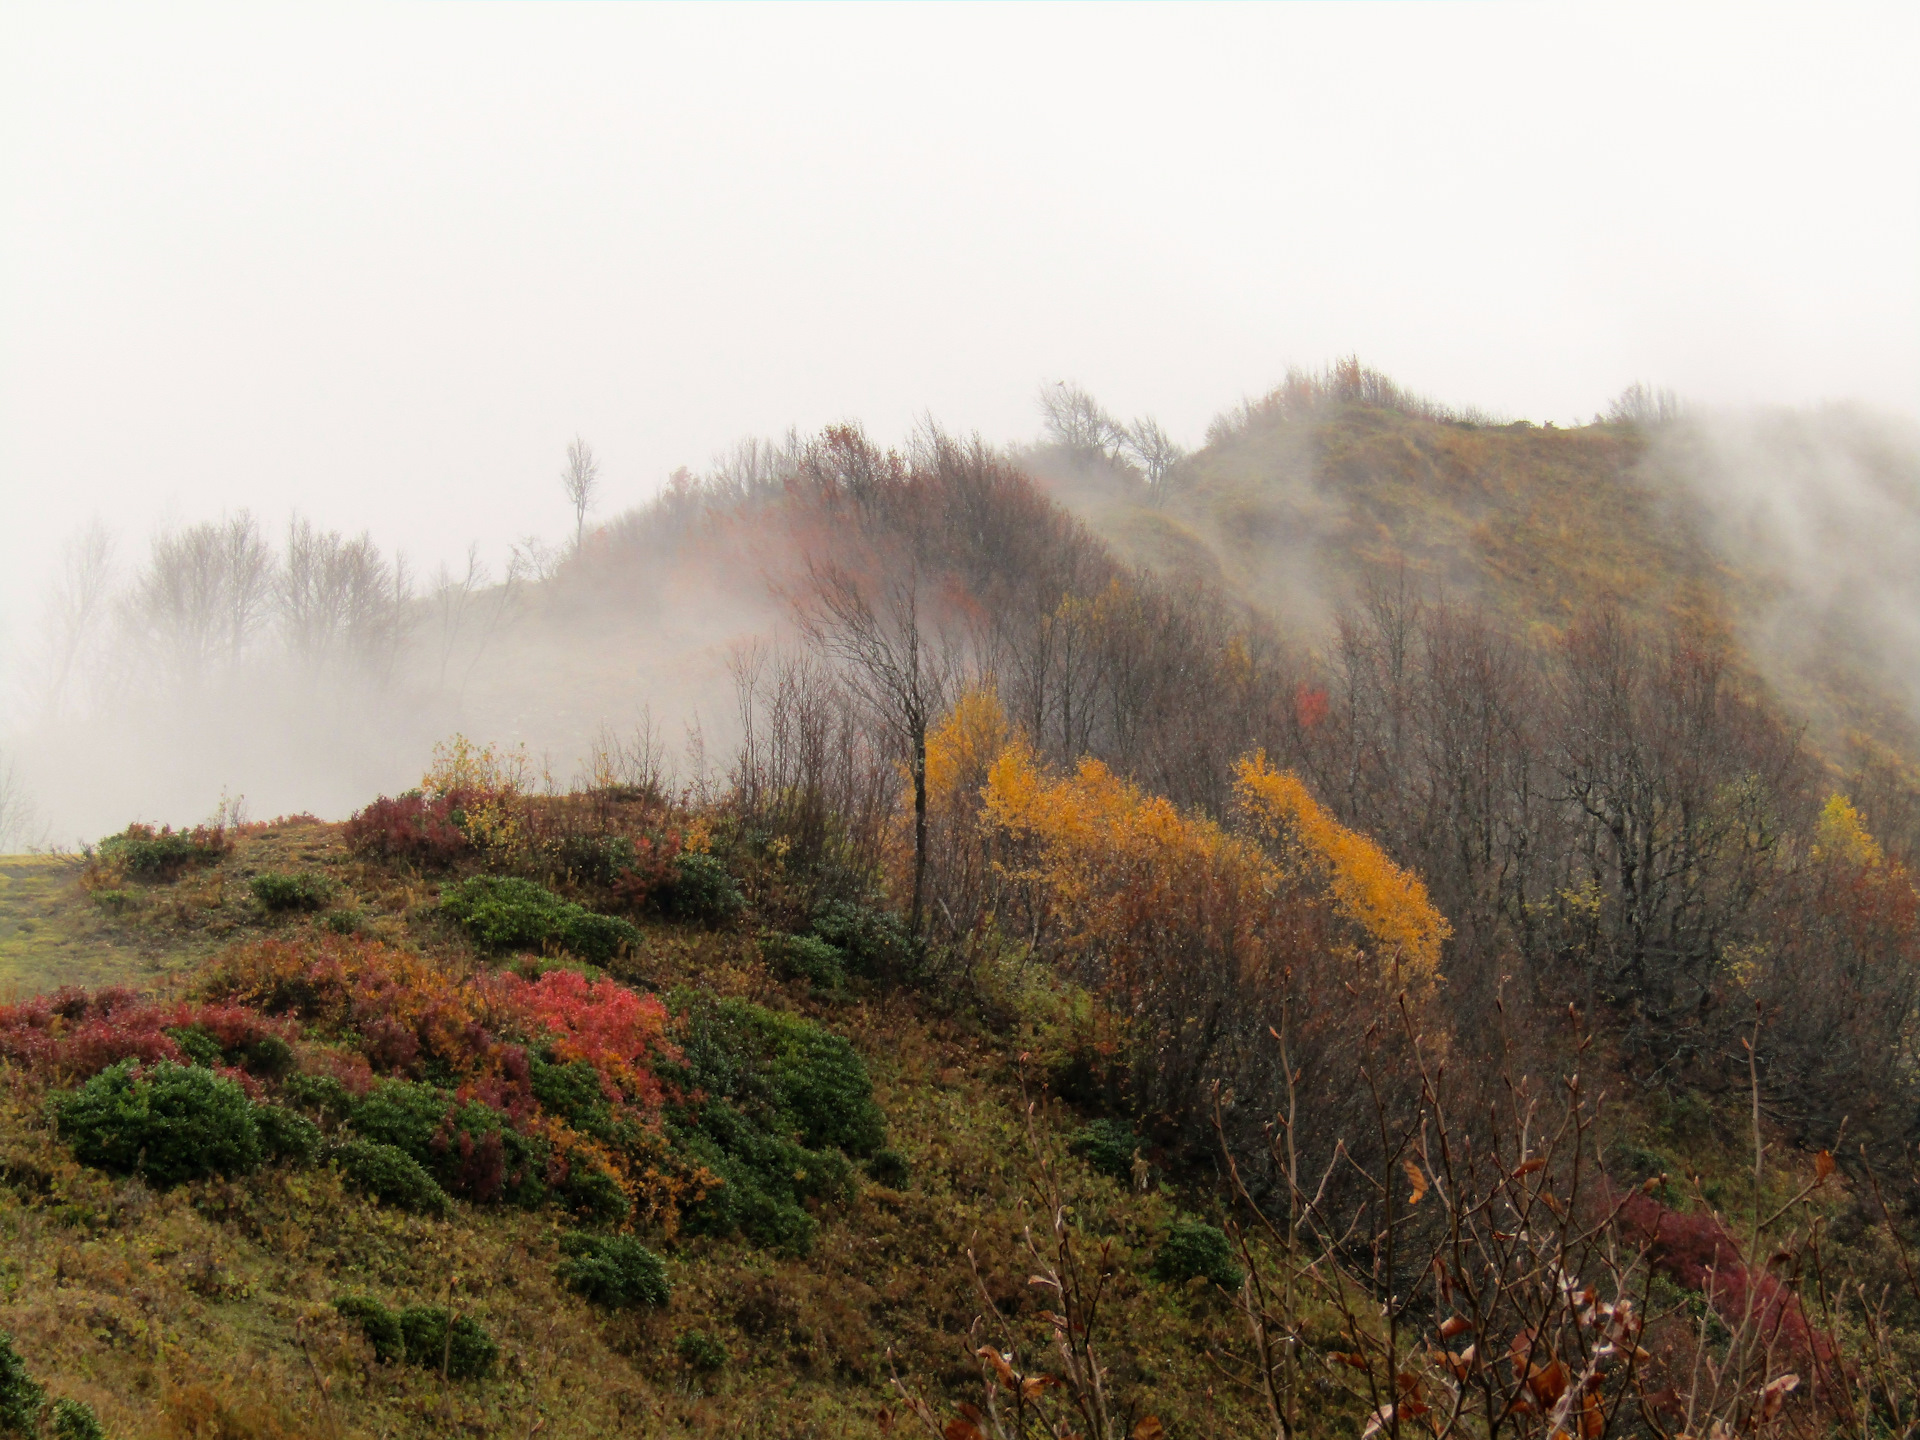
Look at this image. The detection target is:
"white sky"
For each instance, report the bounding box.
[3,1,1916,662]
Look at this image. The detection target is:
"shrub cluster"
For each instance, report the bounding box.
[96,822,230,881]
[1153,1220,1242,1290]
[333,1297,496,1379]
[1071,1118,1143,1181]
[655,852,743,925]
[0,986,297,1081]
[440,875,640,963]
[667,996,885,1255]
[327,1137,452,1217]
[809,898,906,976]
[342,793,469,868]
[52,1061,263,1187]
[248,870,333,912]
[556,1232,671,1309]
[0,1332,109,1440]
[762,932,845,990]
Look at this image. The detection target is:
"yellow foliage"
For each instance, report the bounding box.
[926,685,1014,814]
[1232,753,1450,975]
[422,733,530,799]
[1813,793,1884,869]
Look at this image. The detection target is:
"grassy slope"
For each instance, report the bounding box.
[0,826,1287,1439]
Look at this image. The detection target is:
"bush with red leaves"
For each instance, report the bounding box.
[1615,1190,1834,1368]
[343,792,470,868]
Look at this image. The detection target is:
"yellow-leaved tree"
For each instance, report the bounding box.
[933,690,1443,1170]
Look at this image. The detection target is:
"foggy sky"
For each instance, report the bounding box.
[3,1,1917,670]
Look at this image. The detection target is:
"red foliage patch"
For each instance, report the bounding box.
[1615,1191,1834,1368]
[343,792,470,867]
[0,987,296,1082]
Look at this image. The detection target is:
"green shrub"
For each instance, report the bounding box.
[97,822,229,881]
[54,1061,262,1187]
[51,1398,108,1440]
[675,1329,728,1374]
[554,834,637,887]
[0,1331,44,1437]
[810,899,906,976]
[166,1025,292,1079]
[319,909,361,935]
[328,1139,451,1217]
[167,1026,226,1069]
[397,1307,496,1380]
[335,1294,405,1363]
[281,1072,356,1123]
[249,870,333,912]
[762,932,846,990]
[864,1147,911,1188]
[1071,1118,1142,1181]
[255,1106,321,1163]
[556,1233,671,1309]
[440,876,639,962]
[348,1078,544,1206]
[667,997,884,1254]
[1153,1220,1242,1290]
[657,852,742,925]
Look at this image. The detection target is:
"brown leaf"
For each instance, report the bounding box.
[876,1408,893,1436]
[1581,1395,1605,1439]
[1760,1373,1800,1421]
[1403,1157,1430,1204]
[944,1420,985,1440]
[1816,1150,1836,1181]
[1512,1157,1548,1179]
[957,1403,984,1424]
[975,1347,1016,1387]
[1439,1314,1473,1340]
[1132,1420,1166,1440]
[1333,1351,1373,1370]
[1528,1360,1571,1403]
[1021,1375,1060,1400]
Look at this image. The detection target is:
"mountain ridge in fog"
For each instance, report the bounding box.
[5,364,1918,849]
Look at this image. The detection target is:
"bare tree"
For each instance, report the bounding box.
[561,436,600,553]
[0,752,43,853]
[1121,415,1187,491]
[280,517,411,676]
[1038,382,1126,464]
[127,512,276,681]
[35,520,116,719]
[795,546,957,943]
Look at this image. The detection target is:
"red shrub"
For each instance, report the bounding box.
[343,793,470,867]
[1616,1191,1833,1367]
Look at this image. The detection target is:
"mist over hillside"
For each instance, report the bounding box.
[3,367,1918,851]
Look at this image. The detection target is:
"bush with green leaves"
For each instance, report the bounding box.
[166,1024,292,1079]
[335,1295,405,1363]
[334,1297,494,1378]
[1153,1220,1243,1290]
[53,1061,262,1188]
[656,851,742,925]
[675,1330,728,1374]
[255,1105,321,1163]
[349,1077,545,1205]
[556,1233,671,1309]
[328,1138,451,1217]
[398,1307,497,1380]
[1071,1118,1143,1181]
[0,1331,43,1437]
[666,996,883,1254]
[50,1398,108,1440]
[810,898,906,976]
[864,1147,911,1188]
[762,932,845,990]
[96,822,228,881]
[249,870,333,912]
[440,875,639,962]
